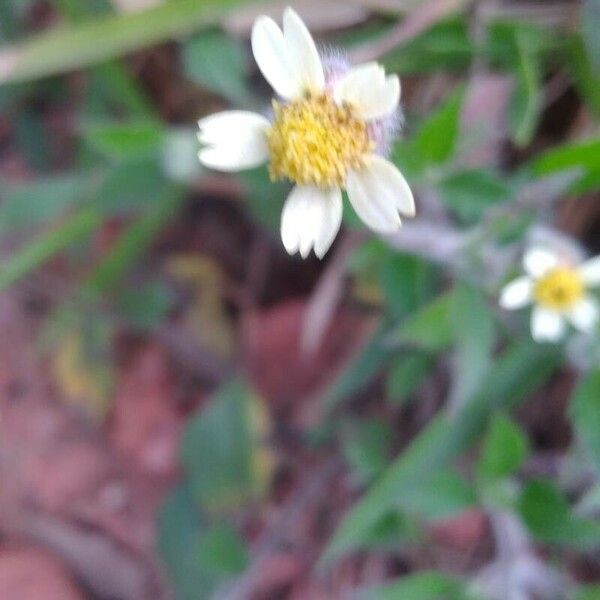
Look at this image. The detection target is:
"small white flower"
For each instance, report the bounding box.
[500,247,600,343]
[197,7,414,259]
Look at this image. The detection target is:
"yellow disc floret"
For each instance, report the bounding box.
[267,93,372,188]
[534,267,584,310]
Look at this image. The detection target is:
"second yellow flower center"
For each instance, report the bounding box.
[534,267,584,310]
[267,93,371,188]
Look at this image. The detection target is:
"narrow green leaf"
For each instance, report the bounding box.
[508,29,542,147]
[365,571,466,600]
[238,166,289,231]
[582,0,600,72]
[387,290,456,352]
[197,522,249,576]
[322,341,560,563]
[343,419,392,484]
[183,29,255,105]
[0,174,91,234]
[380,253,437,321]
[157,485,219,600]
[386,354,433,403]
[533,137,600,175]
[518,480,600,548]
[85,188,183,294]
[412,87,464,165]
[477,414,528,481]
[439,169,512,223]
[323,323,392,412]
[449,284,495,406]
[0,0,248,83]
[180,379,264,515]
[569,369,600,473]
[83,121,165,161]
[576,584,600,600]
[0,207,102,292]
[400,470,476,520]
[567,35,600,119]
[382,18,473,75]
[116,281,172,331]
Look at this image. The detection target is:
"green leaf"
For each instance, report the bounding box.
[343,419,392,484]
[94,159,170,214]
[386,354,433,403]
[365,571,466,600]
[533,137,600,175]
[0,174,91,234]
[518,480,600,548]
[412,87,464,166]
[323,324,392,412]
[0,206,102,292]
[322,341,560,564]
[181,379,265,514]
[400,470,476,521]
[183,29,254,105]
[382,17,473,75]
[157,485,218,600]
[566,35,600,119]
[477,414,528,481]
[83,121,165,161]
[387,291,456,352]
[576,584,600,600]
[358,511,421,550]
[508,29,542,147]
[449,284,495,406]
[238,166,289,231]
[197,522,249,576]
[439,169,512,223]
[0,0,249,84]
[116,281,173,331]
[380,253,437,321]
[582,0,600,72]
[84,189,184,294]
[485,21,556,69]
[569,369,600,473]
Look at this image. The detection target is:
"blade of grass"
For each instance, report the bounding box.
[84,188,184,294]
[0,0,247,84]
[321,340,561,564]
[0,206,102,291]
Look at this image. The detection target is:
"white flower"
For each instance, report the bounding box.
[197,7,414,259]
[500,247,600,343]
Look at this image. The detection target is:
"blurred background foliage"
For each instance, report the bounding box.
[1,1,600,599]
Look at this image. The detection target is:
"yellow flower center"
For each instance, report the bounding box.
[534,267,584,310]
[266,93,372,188]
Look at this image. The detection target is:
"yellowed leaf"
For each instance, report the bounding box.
[166,254,234,359]
[51,329,113,417]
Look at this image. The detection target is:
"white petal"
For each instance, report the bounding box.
[281,186,341,259]
[198,111,270,171]
[567,296,599,333]
[251,16,298,99]
[282,7,324,94]
[499,277,534,310]
[251,10,324,99]
[579,256,600,287]
[346,156,414,233]
[314,188,342,258]
[333,63,400,121]
[523,247,558,279]
[531,307,565,342]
